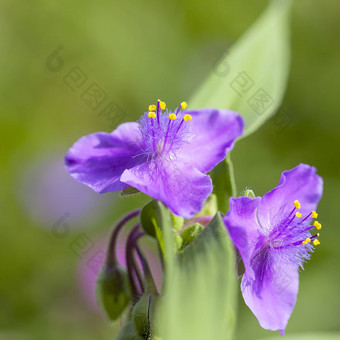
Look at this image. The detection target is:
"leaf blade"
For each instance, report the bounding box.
[160,213,237,340]
[211,153,236,213]
[189,0,292,137]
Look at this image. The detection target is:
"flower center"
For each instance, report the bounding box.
[270,200,322,250]
[138,100,193,158]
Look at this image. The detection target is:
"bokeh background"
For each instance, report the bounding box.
[1,0,339,339]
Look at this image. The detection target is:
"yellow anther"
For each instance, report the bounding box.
[295,212,302,218]
[312,211,318,219]
[168,113,177,120]
[313,239,320,246]
[302,238,311,245]
[181,101,187,110]
[317,233,320,237]
[148,104,156,111]
[158,100,166,110]
[148,111,156,119]
[294,200,301,209]
[183,114,192,121]
[313,221,322,230]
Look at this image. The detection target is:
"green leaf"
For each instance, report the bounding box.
[140,199,172,257]
[159,213,237,340]
[189,0,292,137]
[211,153,236,213]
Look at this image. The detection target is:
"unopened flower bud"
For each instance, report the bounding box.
[171,213,184,231]
[196,194,218,216]
[172,228,183,250]
[244,189,255,199]
[95,265,130,321]
[181,223,204,248]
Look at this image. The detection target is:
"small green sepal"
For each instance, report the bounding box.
[121,186,140,196]
[132,293,161,339]
[115,320,140,340]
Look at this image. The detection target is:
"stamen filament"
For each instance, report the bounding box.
[162,118,173,153]
[175,119,185,134]
[156,100,161,125]
[299,212,312,224]
[149,116,157,153]
[270,207,297,239]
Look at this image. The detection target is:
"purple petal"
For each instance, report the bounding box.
[65,123,144,193]
[241,263,299,332]
[257,164,323,230]
[179,108,244,173]
[120,159,212,218]
[223,196,262,279]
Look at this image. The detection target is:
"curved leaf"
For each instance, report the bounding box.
[190,0,292,137]
[160,213,237,340]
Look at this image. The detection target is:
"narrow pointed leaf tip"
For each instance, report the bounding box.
[189,0,292,137]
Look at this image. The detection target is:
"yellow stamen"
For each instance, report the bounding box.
[168,113,177,120]
[181,101,187,110]
[183,114,192,121]
[317,233,320,237]
[148,104,156,111]
[313,239,320,246]
[148,111,156,119]
[312,211,318,219]
[296,212,302,218]
[302,238,311,245]
[158,100,166,110]
[313,221,322,230]
[294,200,301,209]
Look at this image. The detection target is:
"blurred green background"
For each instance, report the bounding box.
[1,0,339,339]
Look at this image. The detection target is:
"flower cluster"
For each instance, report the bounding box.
[65,100,324,336]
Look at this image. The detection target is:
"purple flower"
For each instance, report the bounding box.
[223,164,323,335]
[65,100,243,218]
